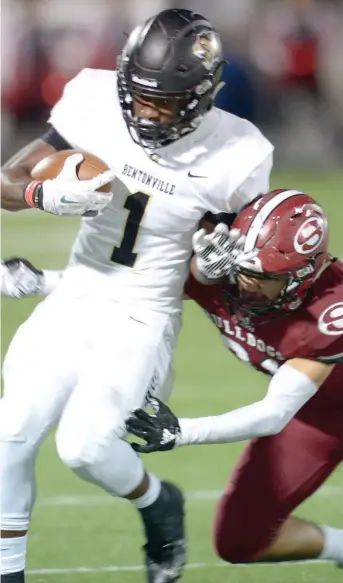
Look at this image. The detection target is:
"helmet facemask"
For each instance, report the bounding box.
[118,59,223,149]
[224,261,317,324]
[117,72,207,148]
[116,12,224,150]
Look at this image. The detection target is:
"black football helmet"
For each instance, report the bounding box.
[117,8,224,149]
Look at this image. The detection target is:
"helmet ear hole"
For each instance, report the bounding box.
[196,63,224,115]
[198,94,213,114]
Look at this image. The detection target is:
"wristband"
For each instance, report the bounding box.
[23,181,43,209]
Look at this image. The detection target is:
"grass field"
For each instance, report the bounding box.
[1,170,343,583]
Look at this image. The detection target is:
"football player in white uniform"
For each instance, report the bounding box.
[0,8,273,583]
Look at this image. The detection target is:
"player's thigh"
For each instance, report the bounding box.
[56,308,178,465]
[1,299,79,446]
[88,308,179,412]
[158,362,175,403]
[214,417,342,560]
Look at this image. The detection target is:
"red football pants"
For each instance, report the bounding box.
[214,417,343,563]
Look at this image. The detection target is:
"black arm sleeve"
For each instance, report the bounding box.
[41,127,73,151]
[202,211,237,229]
[202,195,264,229]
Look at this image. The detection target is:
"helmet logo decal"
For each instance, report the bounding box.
[318,302,343,336]
[192,31,221,70]
[294,217,325,255]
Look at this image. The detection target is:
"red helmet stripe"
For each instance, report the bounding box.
[244,189,304,252]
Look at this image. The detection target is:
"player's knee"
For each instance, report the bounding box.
[56,393,127,470]
[56,439,94,470]
[214,520,255,563]
[55,424,93,469]
[213,493,267,563]
[214,531,257,564]
[55,418,122,470]
[0,402,36,533]
[0,397,37,449]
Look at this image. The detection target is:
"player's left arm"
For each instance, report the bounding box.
[174,358,334,447]
[126,357,335,451]
[1,258,63,298]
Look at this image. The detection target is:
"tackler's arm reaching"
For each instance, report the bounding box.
[126,359,335,452]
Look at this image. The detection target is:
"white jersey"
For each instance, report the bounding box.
[49,68,273,314]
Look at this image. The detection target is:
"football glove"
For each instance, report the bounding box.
[193,224,256,280]
[24,153,116,216]
[1,258,44,298]
[126,398,181,453]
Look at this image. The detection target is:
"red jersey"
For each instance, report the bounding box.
[185,261,343,429]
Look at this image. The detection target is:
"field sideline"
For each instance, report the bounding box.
[1,170,343,583]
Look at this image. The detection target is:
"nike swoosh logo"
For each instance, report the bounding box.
[188,172,208,179]
[60,195,78,204]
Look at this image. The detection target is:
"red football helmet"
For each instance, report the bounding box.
[224,189,332,321]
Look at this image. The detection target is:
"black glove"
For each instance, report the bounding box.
[126,398,181,453]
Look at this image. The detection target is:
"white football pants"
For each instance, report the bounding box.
[0,292,179,532]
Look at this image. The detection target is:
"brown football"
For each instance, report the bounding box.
[31,149,112,192]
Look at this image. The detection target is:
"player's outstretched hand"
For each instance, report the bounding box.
[1,257,44,298]
[192,223,256,280]
[37,153,116,216]
[126,398,181,453]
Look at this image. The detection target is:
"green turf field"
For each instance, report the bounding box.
[1,171,343,583]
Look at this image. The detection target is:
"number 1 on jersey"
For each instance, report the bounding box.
[111,193,150,267]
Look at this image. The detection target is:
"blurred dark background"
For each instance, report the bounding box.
[2,0,343,167]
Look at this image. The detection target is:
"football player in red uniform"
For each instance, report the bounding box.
[127,189,343,566]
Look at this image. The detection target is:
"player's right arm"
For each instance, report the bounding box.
[1,139,56,211]
[1,138,114,215]
[2,70,116,215]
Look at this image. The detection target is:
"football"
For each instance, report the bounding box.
[31,149,112,192]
